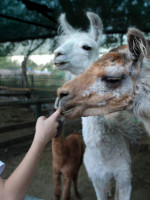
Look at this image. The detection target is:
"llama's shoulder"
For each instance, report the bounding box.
[106,111,147,145]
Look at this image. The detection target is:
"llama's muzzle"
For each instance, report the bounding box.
[54,95,71,116]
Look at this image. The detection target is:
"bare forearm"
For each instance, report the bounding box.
[0,111,59,200]
[3,140,45,200]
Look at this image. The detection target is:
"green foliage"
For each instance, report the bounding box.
[27,59,38,70]
[0,55,65,91]
[0,73,65,92]
[0,55,65,80]
[0,57,20,69]
[39,62,65,82]
[0,43,16,56]
[1,0,150,44]
[51,69,65,80]
[1,0,150,56]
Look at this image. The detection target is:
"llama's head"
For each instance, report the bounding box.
[55,28,149,119]
[53,12,103,75]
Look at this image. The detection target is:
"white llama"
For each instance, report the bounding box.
[54,12,102,79]
[54,14,145,200]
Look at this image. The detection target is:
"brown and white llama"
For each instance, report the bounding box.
[55,27,149,200]
[52,118,85,200]
[55,28,150,127]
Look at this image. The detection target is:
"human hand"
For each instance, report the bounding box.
[34,109,60,146]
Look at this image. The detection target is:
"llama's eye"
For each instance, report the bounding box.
[82,45,92,51]
[102,76,123,88]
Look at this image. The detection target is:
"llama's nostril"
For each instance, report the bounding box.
[59,90,70,99]
[56,52,63,57]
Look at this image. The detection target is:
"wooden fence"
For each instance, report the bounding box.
[0,87,57,147]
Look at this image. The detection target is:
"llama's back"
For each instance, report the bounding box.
[63,132,85,168]
[64,132,85,154]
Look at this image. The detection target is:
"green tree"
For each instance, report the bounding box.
[21,39,45,88]
[0,57,20,69]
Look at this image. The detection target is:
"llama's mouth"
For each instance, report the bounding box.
[61,107,75,115]
[60,106,83,119]
[61,105,109,119]
[55,62,69,67]
[57,101,127,119]
[55,97,82,118]
[55,97,73,114]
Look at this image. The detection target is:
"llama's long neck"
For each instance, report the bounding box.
[82,115,126,162]
[82,111,144,150]
[82,116,107,147]
[52,131,65,159]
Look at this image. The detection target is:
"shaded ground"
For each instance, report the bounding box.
[0,105,150,200]
[1,141,150,200]
[1,142,96,200]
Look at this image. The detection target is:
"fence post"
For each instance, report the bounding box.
[31,75,34,89]
[34,103,41,120]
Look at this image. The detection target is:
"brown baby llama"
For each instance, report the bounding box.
[52,118,85,200]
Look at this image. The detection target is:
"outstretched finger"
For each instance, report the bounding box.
[49,109,60,120]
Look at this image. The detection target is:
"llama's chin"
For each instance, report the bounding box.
[82,107,114,117]
[60,106,108,119]
[62,106,127,119]
[60,108,79,119]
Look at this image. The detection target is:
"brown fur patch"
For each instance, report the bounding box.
[146,54,150,60]
[110,45,127,52]
[58,70,95,98]
[92,52,125,67]
[52,130,85,198]
[88,52,126,78]
[107,94,132,107]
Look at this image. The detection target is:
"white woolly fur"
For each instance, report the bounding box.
[53,14,148,200]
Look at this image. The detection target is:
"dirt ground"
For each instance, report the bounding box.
[1,140,150,200]
[1,105,150,200]
[0,142,96,200]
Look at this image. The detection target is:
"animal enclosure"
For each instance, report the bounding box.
[0,73,65,146]
[1,1,150,200]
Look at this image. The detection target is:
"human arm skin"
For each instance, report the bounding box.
[0,109,60,200]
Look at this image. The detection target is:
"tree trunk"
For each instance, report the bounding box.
[21,55,29,88]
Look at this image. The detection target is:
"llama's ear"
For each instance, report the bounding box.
[127,28,147,62]
[87,12,103,44]
[58,13,75,35]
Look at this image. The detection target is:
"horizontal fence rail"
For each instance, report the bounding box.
[0,134,34,148]
[0,121,36,134]
[0,98,55,106]
[0,73,64,147]
[0,74,65,91]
